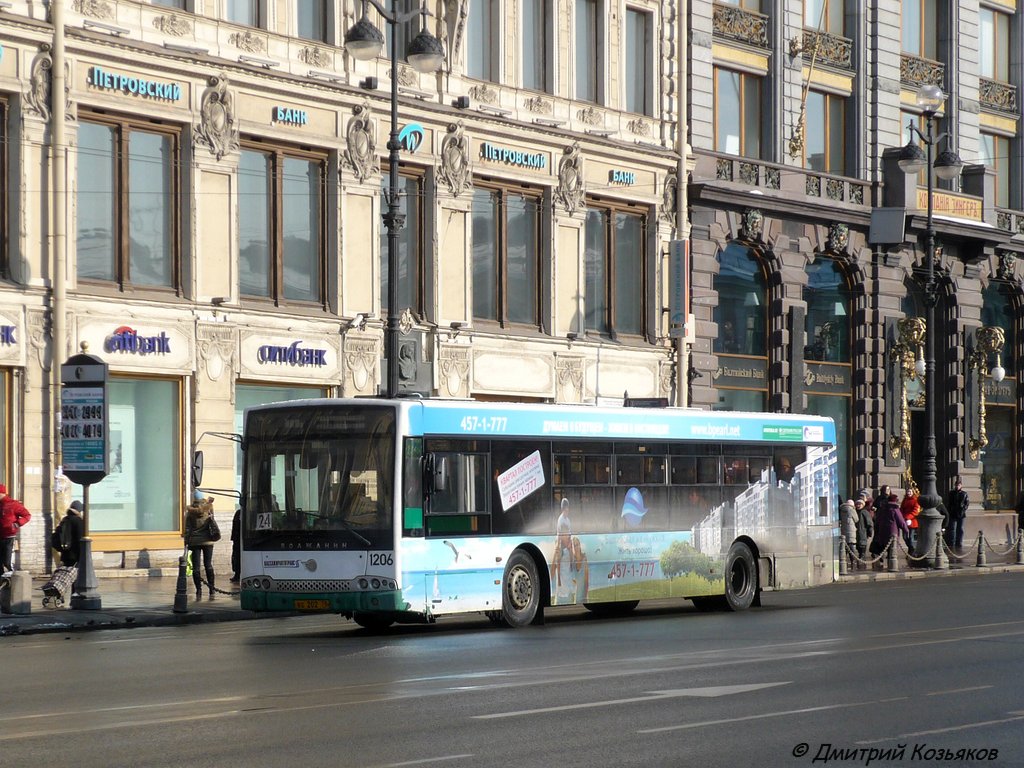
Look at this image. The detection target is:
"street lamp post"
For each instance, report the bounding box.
[345,2,444,398]
[897,84,963,566]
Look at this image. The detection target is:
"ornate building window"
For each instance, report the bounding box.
[980,132,1010,209]
[238,141,327,305]
[574,0,603,103]
[380,167,425,316]
[714,67,763,159]
[804,0,844,34]
[713,242,768,412]
[522,0,551,92]
[76,114,180,291]
[624,7,653,116]
[584,201,647,339]
[226,0,262,27]
[901,0,937,60]
[805,91,847,176]
[297,0,329,42]
[471,182,542,329]
[468,0,500,82]
[980,7,1010,83]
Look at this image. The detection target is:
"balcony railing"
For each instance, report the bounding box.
[795,29,853,71]
[900,54,945,87]
[712,3,769,49]
[701,150,869,207]
[980,77,1018,114]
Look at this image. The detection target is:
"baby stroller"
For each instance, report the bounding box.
[41,565,78,608]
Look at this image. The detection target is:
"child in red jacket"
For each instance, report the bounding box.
[900,487,921,550]
[0,483,31,577]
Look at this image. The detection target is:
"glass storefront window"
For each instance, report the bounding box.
[982,407,1014,510]
[807,393,850,501]
[715,389,767,412]
[982,282,1015,377]
[234,384,327,491]
[73,378,180,533]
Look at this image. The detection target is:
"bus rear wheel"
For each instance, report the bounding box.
[724,542,758,612]
[352,612,394,631]
[501,550,541,628]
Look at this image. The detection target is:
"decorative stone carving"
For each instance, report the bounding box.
[345,338,379,394]
[468,83,498,104]
[343,101,377,183]
[739,208,764,241]
[825,178,845,201]
[996,252,1018,282]
[826,222,849,254]
[438,345,471,398]
[712,4,768,48]
[980,77,1018,114]
[900,53,944,87]
[555,143,585,216]
[627,119,651,136]
[24,45,53,122]
[298,46,332,68]
[659,171,678,227]
[389,63,418,88]
[765,168,781,190]
[196,325,237,394]
[28,308,51,372]
[524,96,552,114]
[576,106,603,126]
[438,121,470,197]
[738,162,758,186]
[716,158,733,181]
[443,0,469,72]
[229,30,266,53]
[72,0,114,19]
[194,75,239,161]
[556,356,584,404]
[152,14,192,37]
[795,30,853,69]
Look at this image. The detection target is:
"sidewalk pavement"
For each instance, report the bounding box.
[0,569,269,637]
[3,559,1023,637]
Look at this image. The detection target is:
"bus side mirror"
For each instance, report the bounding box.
[191,451,204,487]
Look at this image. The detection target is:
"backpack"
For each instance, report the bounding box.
[50,518,72,552]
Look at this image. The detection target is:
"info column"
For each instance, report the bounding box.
[60,343,109,610]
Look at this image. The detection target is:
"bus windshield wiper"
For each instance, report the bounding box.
[336,519,372,546]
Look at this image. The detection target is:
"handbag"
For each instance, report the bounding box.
[207,515,222,542]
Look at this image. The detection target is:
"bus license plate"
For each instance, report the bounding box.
[294,599,330,611]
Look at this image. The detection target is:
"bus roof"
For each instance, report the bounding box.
[247,398,837,445]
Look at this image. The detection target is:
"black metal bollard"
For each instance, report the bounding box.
[173,555,189,613]
[934,530,948,570]
[976,531,987,568]
[886,539,899,572]
[839,536,848,576]
[1017,530,1024,566]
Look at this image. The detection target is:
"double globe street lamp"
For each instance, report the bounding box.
[896,84,964,565]
[345,2,444,398]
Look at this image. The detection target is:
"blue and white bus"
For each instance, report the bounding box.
[239,398,837,629]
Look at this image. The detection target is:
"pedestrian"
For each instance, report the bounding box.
[944,479,969,552]
[53,500,85,568]
[869,493,909,565]
[854,498,874,565]
[858,489,875,521]
[0,483,31,578]
[184,491,221,600]
[839,498,857,553]
[900,487,921,550]
[230,507,241,584]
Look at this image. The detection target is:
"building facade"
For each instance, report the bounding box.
[2,0,1023,575]
[0,0,681,572]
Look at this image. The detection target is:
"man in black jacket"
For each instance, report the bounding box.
[944,479,969,551]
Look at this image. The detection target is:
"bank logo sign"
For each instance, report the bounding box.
[399,124,425,153]
[87,66,182,102]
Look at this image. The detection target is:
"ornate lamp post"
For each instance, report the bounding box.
[345,2,444,398]
[897,84,963,565]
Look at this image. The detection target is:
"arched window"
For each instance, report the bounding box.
[980,282,1017,510]
[803,258,851,362]
[803,256,853,500]
[713,242,768,411]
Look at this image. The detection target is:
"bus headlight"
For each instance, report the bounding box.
[371,578,381,589]
[358,578,369,589]
[261,578,271,590]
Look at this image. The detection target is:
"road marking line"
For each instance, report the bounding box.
[636,696,908,734]
[377,755,475,767]
[857,713,1024,744]
[473,682,790,719]
[924,685,993,696]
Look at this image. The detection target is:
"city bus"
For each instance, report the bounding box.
[238,398,837,629]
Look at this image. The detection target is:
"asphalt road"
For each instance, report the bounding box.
[4,573,1024,768]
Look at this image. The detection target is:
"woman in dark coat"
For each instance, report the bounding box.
[184,492,219,600]
[869,493,909,560]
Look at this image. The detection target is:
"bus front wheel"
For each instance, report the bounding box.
[724,542,758,612]
[501,550,541,628]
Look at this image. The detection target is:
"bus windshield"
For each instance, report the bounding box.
[242,404,395,549]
